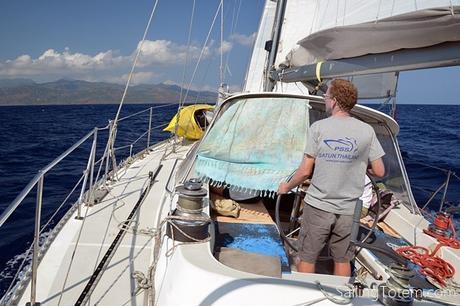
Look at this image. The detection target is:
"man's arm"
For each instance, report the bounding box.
[367,158,385,177]
[277,154,315,194]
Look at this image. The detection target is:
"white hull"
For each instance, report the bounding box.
[10,134,458,305]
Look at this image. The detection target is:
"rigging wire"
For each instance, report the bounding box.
[57,204,92,306]
[107,0,159,172]
[223,0,242,84]
[2,170,82,305]
[181,1,223,106]
[193,59,214,104]
[179,0,196,107]
[220,0,224,86]
[112,0,160,126]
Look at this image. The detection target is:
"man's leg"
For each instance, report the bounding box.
[297,205,334,273]
[330,214,354,277]
[297,261,315,273]
[333,261,351,276]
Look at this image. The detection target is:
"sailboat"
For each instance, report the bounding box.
[1,0,460,305]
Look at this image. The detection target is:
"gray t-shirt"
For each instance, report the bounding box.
[304,116,385,215]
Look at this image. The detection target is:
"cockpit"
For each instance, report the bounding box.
[172,93,449,300]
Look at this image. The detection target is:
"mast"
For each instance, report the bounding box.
[263,0,287,92]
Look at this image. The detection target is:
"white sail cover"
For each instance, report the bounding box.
[278,0,460,99]
[289,4,460,67]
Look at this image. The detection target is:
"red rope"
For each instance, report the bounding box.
[396,215,460,287]
[396,245,454,287]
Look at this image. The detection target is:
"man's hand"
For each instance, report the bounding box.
[277,182,291,194]
[277,155,315,195]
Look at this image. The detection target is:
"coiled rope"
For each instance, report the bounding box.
[395,214,460,287]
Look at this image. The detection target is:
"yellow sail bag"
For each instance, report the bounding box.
[163,104,214,140]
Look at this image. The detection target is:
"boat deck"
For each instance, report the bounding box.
[17,141,191,306]
[12,139,460,306]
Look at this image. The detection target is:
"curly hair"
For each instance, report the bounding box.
[329,79,358,112]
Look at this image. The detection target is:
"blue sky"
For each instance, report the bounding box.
[0,0,459,104]
[0,0,264,91]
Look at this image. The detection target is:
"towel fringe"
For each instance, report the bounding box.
[198,175,282,198]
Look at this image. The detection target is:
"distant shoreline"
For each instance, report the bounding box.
[0,101,215,107]
[0,78,217,106]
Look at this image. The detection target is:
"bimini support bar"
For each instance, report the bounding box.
[271,41,460,84]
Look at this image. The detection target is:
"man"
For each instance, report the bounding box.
[277,79,385,277]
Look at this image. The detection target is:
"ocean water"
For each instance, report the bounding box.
[389,104,460,207]
[0,103,459,297]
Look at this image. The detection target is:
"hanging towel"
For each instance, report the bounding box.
[195,97,310,195]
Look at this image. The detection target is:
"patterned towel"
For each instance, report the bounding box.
[195,97,310,196]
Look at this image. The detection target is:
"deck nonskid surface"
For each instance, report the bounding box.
[18,142,192,305]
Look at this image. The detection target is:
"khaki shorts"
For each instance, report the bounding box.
[297,204,354,263]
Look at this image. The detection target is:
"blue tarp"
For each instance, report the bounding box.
[215,222,290,272]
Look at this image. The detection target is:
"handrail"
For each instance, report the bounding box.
[113,123,169,152]
[40,173,86,234]
[0,104,176,305]
[0,128,96,227]
[0,106,173,229]
[117,103,180,122]
[117,108,151,123]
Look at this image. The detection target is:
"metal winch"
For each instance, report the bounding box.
[166,178,210,242]
[176,178,207,211]
[378,264,416,306]
[426,211,452,238]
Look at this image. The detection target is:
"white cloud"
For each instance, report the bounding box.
[136,40,214,67]
[163,80,181,86]
[0,48,127,79]
[230,32,256,47]
[0,39,220,80]
[220,41,233,54]
[122,71,159,84]
[0,37,240,85]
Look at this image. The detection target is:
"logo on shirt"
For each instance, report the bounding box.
[319,137,359,163]
[324,137,358,153]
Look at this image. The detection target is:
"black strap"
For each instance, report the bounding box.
[75,164,162,305]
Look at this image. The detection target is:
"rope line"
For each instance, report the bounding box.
[178,0,196,109]
[396,214,460,287]
[57,203,92,306]
[174,0,197,151]
[118,103,179,123]
[220,0,224,85]
[40,173,86,233]
[113,0,160,125]
[130,208,212,305]
[75,165,162,306]
[181,1,222,106]
[223,0,242,83]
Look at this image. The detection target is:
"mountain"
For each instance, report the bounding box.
[0,78,36,88]
[0,79,217,106]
